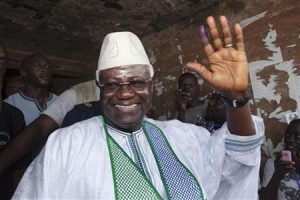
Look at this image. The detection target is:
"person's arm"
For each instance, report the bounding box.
[259,156,295,199]
[12,129,65,199]
[10,105,26,137]
[186,16,254,136]
[0,115,58,175]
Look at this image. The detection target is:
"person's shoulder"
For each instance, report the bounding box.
[63,115,101,129]
[144,118,184,127]
[1,102,25,127]
[144,118,210,136]
[50,92,58,98]
[47,116,103,149]
[45,116,105,158]
[144,118,211,149]
[1,101,24,115]
[4,92,20,102]
[53,116,103,138]
[56,87,77,100]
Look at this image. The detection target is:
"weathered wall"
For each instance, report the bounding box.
[1,0,299,157]
[142,0,300,157]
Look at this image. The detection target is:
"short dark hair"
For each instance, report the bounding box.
[20,53,48,70]
[178,72,198,87]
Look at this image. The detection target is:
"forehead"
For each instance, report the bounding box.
[32,56,48,64]
[100,65,150,80]
[179,78,198,87]
[182,78,197,83]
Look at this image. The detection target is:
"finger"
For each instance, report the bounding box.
[207,16,223,50]
[186,62,212,83]
[199,25,214,56]
[234,23,245,51]
[219,16,233,47]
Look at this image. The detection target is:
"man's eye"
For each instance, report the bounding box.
[105,82,120,89]
[130,80,146,88]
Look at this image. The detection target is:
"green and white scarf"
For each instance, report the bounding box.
[102,116,205,200]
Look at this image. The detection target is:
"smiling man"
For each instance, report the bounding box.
[13,16,264,200]
[98,64,153,131]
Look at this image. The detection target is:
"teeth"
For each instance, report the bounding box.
[115,104,138,109]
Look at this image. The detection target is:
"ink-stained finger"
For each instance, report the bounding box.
[199,25,214,57]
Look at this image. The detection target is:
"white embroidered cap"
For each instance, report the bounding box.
[96,31,154,82]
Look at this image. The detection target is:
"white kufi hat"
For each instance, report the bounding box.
[96,31,154,82]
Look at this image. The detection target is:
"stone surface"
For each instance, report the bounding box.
[0,0,220,69]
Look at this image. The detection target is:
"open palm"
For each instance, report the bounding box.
[187,16,249,99]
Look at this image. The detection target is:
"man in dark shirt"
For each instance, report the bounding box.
[0,43,27,200]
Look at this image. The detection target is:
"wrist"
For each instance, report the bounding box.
[225,96,249,108]
[222,91,250,108]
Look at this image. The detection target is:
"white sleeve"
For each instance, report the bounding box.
[12,130,65,199]
[211,115,265,200]
[42,88,77,127]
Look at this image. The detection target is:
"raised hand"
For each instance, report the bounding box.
[186,16,248,99]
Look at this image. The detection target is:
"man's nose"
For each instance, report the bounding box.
[116,84,135,98]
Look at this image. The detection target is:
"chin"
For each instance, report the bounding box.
[119,118,143,126]
[116,121,142,132]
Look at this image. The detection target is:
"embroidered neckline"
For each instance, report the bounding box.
[106,124,143,136]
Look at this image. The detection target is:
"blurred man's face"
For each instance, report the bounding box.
[99,65,153,132]
[179,77,199,106]
[22,55,52,88]
[285,124,300,170]
[206,93,226,124]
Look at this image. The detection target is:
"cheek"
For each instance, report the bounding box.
[100,95,113,108]
[142,89,153,106]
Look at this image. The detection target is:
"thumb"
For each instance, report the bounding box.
[186,61,212,83]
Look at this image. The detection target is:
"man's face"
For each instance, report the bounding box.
[23,56,52,88]
[285,124,300,169]
[179,77,199,104]
[206,94,226,124]
[99,65,153,132]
